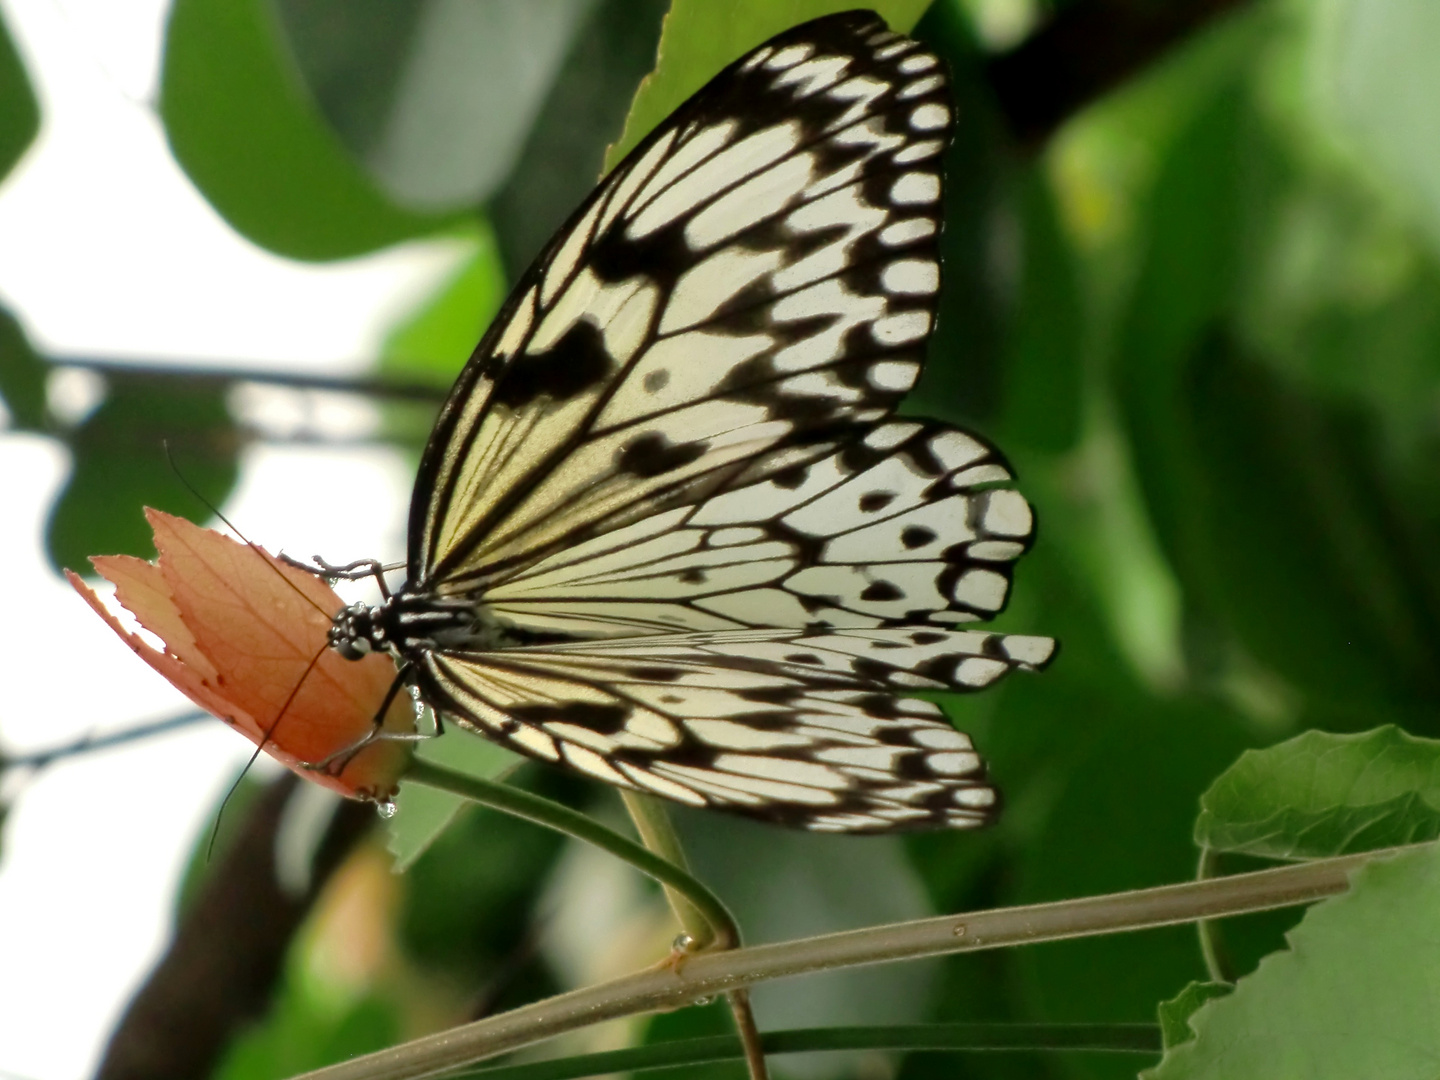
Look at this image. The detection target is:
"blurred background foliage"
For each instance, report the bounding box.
[4,0,1440,1077]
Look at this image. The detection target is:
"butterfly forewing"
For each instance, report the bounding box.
[415,628,1054,832]
[410,12,954,592]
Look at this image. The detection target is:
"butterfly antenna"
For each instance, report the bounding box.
[206,638,331,860]
[162,439,334,620]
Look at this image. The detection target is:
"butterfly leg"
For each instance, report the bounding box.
[279,553,398,598]
[303,663,436,777]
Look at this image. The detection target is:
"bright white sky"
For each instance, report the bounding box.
[0,3,468,1078]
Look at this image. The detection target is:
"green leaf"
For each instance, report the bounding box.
[160,0,464,260]
[386,730,521,871]
[275,0,595,210]
[47,375,239,573]
[1157,982,1232,1051]
[1195,726,1440,860]
[488,0,668,275]
[0,5,38,184]
[603,0,934,172]
[1144,844,1440,1079]
[1114,79,1440,719]
[382,222,507,386]
[1312,0,1440,259]
[0,306,47,432]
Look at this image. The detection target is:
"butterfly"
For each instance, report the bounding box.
[319,10,1055,833]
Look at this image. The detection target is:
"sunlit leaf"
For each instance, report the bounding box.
[1196,726,1440,860]
[1144,845,1440,1079]
[276,0,596,210]
[160,0,463,259]
[603,0,934,171]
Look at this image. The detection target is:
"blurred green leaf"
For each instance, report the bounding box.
[398,768,563,1002]
[214,984,399,1080]
[1312,0,1440,261]
[388,729,521,871]
[1114,80,1440,720]
[276,0,595,210]
[999,170,1084,455]
[1195,726,1440,860]
[160,0,463,260]
[603,0,934,171]
[382,223,506,386]
[0,6,37,185]
[1144,844,1440,1079]
[47,374,239,572]
[489,0,668,276]
[0,307,47,432]
[1157,982,1231,1051]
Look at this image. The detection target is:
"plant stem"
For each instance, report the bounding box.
[618,790,725,948]
[618,791,766,1080]
[1195,846,1234,984]
[404,759,738,957]
[292,841,1423,1080]
[4,709,210,770]
[453,1022,1163,1080]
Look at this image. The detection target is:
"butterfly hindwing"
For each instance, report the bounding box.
[410,12,954,594]
[415,628,1055,831]
[482,419,1036,639]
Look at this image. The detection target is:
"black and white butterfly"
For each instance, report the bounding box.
[321,10,1055,833]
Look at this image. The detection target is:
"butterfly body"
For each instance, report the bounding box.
[327,10,1056,832]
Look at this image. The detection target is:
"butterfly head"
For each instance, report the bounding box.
[329,600,386,660]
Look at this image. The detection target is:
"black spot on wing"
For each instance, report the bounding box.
[510,700,629,733]
[901,525,937,549]
[491,321,611,409]
[860,580,903,602]
[859,491,895,512]
[627,666,685,681]
[615,432,707,477]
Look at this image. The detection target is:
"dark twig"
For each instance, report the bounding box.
[3,710,210,771]
[986,0,1257,149]
[50,355,449,404]
[94,774,376,1080]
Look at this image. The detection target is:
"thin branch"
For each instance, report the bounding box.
[51,355,449,404]
[986,0,1257,149]
[454,1022,1163,1080]
[3,710,210,771]
[290,842,1423,1080]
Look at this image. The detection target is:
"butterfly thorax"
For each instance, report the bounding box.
[329,592,516,661]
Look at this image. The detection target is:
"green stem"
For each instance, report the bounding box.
[454,1023,1163,1080]
[619,790,727,949]
[405,759,738,950]
[617,792,765,1080]
[1195,846,1234,984]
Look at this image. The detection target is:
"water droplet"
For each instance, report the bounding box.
[376,799,397,819]
[691,995,716,1007]
[672,932,696,953]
